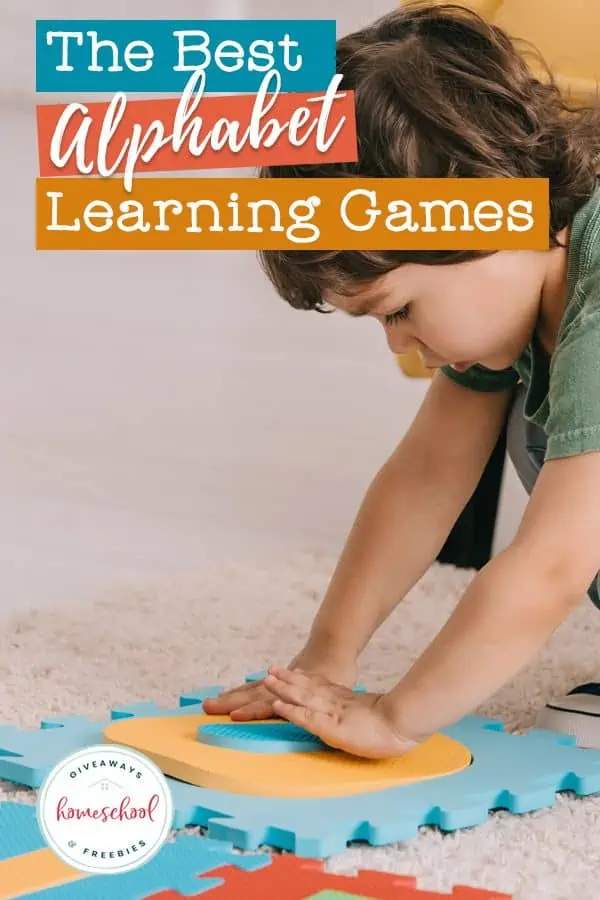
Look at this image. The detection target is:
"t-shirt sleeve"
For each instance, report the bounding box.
[440,363,520,393]
[546,277,600,460]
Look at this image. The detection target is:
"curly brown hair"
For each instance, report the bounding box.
[258,2,600,312]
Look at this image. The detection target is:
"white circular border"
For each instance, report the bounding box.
[36,743,174,875]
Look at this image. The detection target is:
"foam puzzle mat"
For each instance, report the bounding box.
[0,802,270,899]
[0,678,600,861]
[0,805,512,899]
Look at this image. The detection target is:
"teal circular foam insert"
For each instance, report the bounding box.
[197,722,330,754]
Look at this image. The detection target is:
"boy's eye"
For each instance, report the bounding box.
[384,305,410,325]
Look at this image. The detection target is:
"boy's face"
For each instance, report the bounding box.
[328,251,548,372]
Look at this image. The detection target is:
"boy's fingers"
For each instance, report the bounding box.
[229,699,276,721]
[203,668,332,716]
[202,697,231,712]
[203,694,241,712]
[272,700,331,737]
[269,667,348,696]
[264,674,333,713]
[272,700,304,725]
[269,666,322,688]
[272,667,355,701]
[203,682,267,713]
[218,681,264,699]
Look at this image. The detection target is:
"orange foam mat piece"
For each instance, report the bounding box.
[103,714,471,798]
[0,847,84,900]
[146,854,512,900]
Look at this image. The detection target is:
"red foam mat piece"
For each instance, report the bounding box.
[147,853,511,899]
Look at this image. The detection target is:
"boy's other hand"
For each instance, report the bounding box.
[202,652,357,722]
[264,667,419,759]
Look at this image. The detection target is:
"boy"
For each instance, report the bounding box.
[204,3,600,758]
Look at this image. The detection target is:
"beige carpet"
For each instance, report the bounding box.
[1,554,599,899]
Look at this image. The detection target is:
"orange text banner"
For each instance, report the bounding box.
[36,177,550,251]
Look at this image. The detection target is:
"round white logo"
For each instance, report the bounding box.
[36,744,173,874]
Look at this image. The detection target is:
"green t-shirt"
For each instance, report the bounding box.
[442,185,600,461]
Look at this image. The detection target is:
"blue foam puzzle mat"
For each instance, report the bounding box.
[0,802,270,899]
[1,676,600,858]
[165,715,600,856]
[0,801,46,860]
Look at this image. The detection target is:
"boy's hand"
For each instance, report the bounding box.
[202,652,357,721]
[263,667,419,759]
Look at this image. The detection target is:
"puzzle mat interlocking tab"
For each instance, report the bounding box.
[148,854,512,898]
[0,802,271,900]
[1,679,600,856]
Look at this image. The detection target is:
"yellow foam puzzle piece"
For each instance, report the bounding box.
[0,848,85,900]
[103,714,471,798]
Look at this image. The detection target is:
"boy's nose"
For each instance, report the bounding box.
[385,330,416,356]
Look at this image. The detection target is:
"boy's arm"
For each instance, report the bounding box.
[264,433,600,756]
[385,445,600,741]
[304,370,514,662]
[206,371,513,721]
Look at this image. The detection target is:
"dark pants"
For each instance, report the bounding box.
[437,402,509,572]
